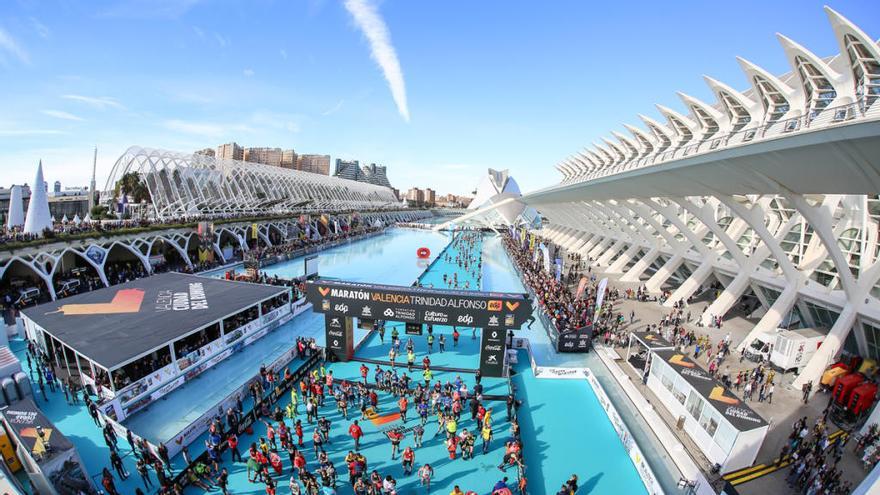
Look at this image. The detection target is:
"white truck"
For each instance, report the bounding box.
[744,329,776,362]
[770,327,826,373]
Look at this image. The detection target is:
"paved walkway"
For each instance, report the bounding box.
[578,263,870,494]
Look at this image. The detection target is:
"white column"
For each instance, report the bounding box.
[699,271,751,326]
[620,247,661,282]
[665,259,714,307]
[645,254,684,293]
[596,239,626,266]
[736,283,799,351]
[607,243,642,273]
[793,303,858,390]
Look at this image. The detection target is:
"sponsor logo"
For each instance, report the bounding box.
[321,300,330,311]
[484,344,502,352]
[333,303,349,314]
[457,314,474,325]
[330,288,370,300]
[505,301,520,311]
[363,407,401,426]
[668,354,694,368]
[486,355,498,364]
[383,308,395,318]
[52,288,145,316]
[487,300,502,311]
[709,386,740,405]
[504,314,515,327]
[318,287,330,297]
[549,368,577,376]
[423,310,449,324]
[488,315,499,327]
[361,305,372,317]
[329,317,341,328]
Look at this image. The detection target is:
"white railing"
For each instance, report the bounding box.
[561,98,880,185]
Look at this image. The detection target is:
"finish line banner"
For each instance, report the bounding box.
[306,279,533,330]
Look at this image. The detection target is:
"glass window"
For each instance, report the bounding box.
[699,406,720,436]
[686,391,703,421]
[714,420,737,453]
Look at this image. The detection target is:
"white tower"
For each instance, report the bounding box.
[6,185,24,229]
[23,161,53,235]
[89,146,97,211]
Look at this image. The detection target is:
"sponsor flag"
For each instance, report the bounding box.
[575,276,589,300]
[251,223,258,240]
[594,277,609,315]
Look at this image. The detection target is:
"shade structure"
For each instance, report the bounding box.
[23,161,52,235]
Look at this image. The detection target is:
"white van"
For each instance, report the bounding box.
[770,327,826,373]
[744,329,776,362]
[14,288,40,306]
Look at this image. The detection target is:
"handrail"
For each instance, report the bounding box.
[560,98,879,185]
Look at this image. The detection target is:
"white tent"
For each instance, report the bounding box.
[5,184,24,229]
[73,214,82,225]
[61,214,69,224]
[83,213,92,223]
[23,161,53,235]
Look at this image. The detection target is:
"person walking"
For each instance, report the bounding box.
[349,420,363,451]
[418,463,434,492]
[136,457,152,490]
[402,446,415,475]
[109,449,128,480]
[481,425,493,454]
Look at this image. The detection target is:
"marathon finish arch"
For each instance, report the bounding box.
[306,279,533,377]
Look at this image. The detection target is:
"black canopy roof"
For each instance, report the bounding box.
[22,272,286,370]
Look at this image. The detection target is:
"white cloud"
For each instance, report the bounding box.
[243,68,254,77]
[0,27,29,65]
[41,110,84,121]
[193,26,205,40]
[30,18,50,39]
[321,100,345,116]
[279,49,288,60]
[344,0,409,122]
[214,33,228,48]
[62,94,125,110]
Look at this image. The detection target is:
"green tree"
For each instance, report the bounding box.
[114,172,151,203]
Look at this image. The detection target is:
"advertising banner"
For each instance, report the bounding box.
[575,276,589,300]
[479,327,506,377]
[595,277,609,315]
[557,326,593,353]
[405,322,423,335]
[306,280,532,330]
[325,314,353,361]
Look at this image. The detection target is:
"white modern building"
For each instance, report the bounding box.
[102,146,400,220]
[435,168,534,230]
[456,6,880,390]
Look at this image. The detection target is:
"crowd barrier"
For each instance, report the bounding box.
[247,229,386,269]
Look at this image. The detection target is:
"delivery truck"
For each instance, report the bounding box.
[770,327,826,373]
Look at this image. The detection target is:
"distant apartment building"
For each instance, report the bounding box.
[334,159,361,180]
[298,154,331,175]
[195,148,216,157]
[216,142,243,161]
[405,187,425,204]
[361,163,392,188]
[244,147,283,167]
[281,149,297,169]
[424,188,436,206]
[333,160,393,188]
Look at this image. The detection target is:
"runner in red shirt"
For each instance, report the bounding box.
[402,446,415,474]
[360,364,369,384]
[398,396,409,422]
[349,420,364,451]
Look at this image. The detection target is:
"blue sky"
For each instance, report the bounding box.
[0,0,878,196]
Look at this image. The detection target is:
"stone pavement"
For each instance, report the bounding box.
[566,261,870,494]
